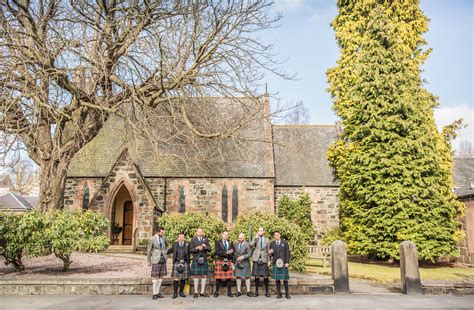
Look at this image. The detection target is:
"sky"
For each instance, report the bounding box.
[263,0,473,149]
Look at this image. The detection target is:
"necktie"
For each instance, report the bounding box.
[239,242,242,251]
[224,241,227,251]
[199,237,202,243]
[260,237,263,248]
[277,241,280,247]
[159,237,163,248]
[180,242,183,247]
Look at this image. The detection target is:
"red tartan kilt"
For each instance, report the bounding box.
[213,260,234,279]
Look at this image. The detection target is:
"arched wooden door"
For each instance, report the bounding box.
[122,201,134,245]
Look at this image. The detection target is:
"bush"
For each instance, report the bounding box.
[46,210,109,271]
[230,211,310,272]
[320,227,344,246]
[0,211,49,271]
[157,212,226,262]
[277,192,314,240]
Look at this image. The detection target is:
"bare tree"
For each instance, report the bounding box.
[280,101,310,125]
[6,158,38,195]
[0,0,289,212]
[457,139,473,158]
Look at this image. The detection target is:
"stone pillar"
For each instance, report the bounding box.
[399,241,422,294]
[331,240,349,293]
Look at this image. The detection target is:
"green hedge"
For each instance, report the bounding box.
[277,192,313,240]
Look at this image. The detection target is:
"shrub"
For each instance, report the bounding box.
[230,211,310,272]
[0,211,49,271]
[277,192,314,240]
[320,226,344,246]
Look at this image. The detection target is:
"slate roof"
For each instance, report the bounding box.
[272,125,338,186]
[0,192,36,212]
[68,97,274,178]
[453,158,474,199]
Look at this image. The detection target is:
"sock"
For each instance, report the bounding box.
[264,278,269,293]
[152,279,157,295]
[173,280,179,294]
[156,279,162,294]
[179,280,186,293]
[284,280,289,294]
[245,278,251,293]
[254,278,260,294]
[236,278,242,292]
[276,280,281,294]
[216,279,220,293]
[227,279,232,294]
[194,278,199,294]
[200,278,206,294]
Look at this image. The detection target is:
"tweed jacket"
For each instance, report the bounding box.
[147,235,169,265]
[250,236,270,263]
[233,240,252,267]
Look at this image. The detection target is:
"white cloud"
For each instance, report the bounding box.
[434,104,474,150]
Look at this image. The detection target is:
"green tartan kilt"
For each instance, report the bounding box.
[234,261,251,278]
[271,265,289,280]
[190,260,210,276]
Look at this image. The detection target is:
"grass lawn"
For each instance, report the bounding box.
[305,258,474,283]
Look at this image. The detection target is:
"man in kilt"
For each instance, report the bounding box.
[147,226,168,299]
[269,231,291,299]
[190,228,211,298]
[169,233,191,298]
[214,230,235,298]
[250,227,271,297]
[233,233,252,297]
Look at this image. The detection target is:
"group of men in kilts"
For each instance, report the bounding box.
[147,226,291,300]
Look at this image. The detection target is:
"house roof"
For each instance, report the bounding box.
[273,125,338,186]
[68,97,274,178]
[454,158,474,199]
[0,192,35,212]
[0,175,12,188]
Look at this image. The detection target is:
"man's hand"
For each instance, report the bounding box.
[237,256,243,261]
[226,249,234,254]
[201,244,207,249]
[196,245,203,251]
[284,263,289,268]
[268,249,273,254]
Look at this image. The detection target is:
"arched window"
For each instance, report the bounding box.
[221,185,228,223]
[82,185,90,210]
[179,186,185,213]
[232,185,238,222]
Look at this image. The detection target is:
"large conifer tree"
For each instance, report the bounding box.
[327,0,463,261]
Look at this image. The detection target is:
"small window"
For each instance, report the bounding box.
[82,185,90,210]
[232,185,238,222]
[222,185,228,223]
[179,186,185,213]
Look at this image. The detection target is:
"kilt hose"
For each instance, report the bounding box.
[252,262,269,277]
[171,262,190,280]
[271,265,289,281]
[213,260,234,279]
[151,262,167,278]
[190,260,210,276]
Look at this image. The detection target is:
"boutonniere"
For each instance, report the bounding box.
[281,244,285,247]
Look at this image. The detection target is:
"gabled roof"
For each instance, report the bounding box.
[273,125,338,186]
[0,192,35,212]
[454,158,474,199]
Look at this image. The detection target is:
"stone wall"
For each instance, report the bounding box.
[275,186,340,241]
[64,178,103,210]
[459,197,474,265]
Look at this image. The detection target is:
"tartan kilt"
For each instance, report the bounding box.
[271,265,289,280]
[234,260,251,278]
[171,262,190,280]
[190,260,210,276]
[213,260,234,279]
[151,262,167,278]
[252,261,269,277]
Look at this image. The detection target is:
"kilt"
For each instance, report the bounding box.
[252,261,269,277]
[234,260,251,278]
[171,262,190,280]
[151,262,167,278]
[271,265,289,280]
[213,260,234,279]
[190,260,210,276]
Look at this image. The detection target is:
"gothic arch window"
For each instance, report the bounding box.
[82,185,90,210]
[232,185,238,222]
[179,186,185,213]
[221,185,228,223]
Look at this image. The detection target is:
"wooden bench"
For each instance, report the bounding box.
[308,245,331,268]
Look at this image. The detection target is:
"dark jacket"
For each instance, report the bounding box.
[215,239,234,261]
[269,239,290,264]
[190,236,212,261]
[168,241,191,263]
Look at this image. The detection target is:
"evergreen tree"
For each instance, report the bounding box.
[327,0,463,261]
[277,192,313,240]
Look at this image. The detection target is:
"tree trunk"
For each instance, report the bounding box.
[38,160,69,212]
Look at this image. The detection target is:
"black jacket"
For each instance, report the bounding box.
[214,239,234,261]
[168,241,191,263]
[269,239,290,264]
[190,236,212,261]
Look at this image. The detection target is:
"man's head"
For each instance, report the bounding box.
[274,231,281,241]
[178,232,185,243]
[222,230,229,241]
[238,233,245,242]
[258,227,265,237]
[156,226,165,236]
[196,228,204,238]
